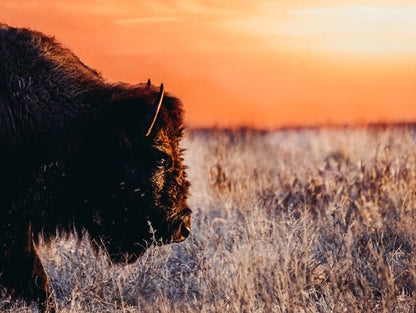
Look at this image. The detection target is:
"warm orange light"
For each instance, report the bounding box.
[2,1,416,128]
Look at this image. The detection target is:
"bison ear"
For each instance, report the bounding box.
[143,84,164,137]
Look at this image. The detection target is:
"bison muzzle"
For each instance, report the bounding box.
[0,24,191,312]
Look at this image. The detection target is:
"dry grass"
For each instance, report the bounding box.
[2,126,416,312]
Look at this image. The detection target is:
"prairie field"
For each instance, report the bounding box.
[2,126,416,312]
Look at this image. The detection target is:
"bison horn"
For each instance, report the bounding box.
[145,84,164,137]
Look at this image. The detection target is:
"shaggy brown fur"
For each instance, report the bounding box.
[0,24,191,312]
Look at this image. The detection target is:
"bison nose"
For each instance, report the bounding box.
[173,222,191,243]
[181,223,191,239]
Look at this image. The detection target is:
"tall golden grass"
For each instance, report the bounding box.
[2,127,416,312]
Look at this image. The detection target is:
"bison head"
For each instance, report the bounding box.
[82,82,191,263]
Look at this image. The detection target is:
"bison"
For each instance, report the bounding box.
[0,24,191,312]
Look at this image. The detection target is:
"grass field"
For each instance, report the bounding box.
[2,126,416,312]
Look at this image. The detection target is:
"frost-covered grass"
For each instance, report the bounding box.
[2,126,416,312]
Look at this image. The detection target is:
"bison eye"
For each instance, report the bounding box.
[156,158,165,169]
[156,155,172,170]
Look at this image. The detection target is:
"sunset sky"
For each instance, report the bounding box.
[2,1,416,128]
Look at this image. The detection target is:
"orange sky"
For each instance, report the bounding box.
[2,1,416,128]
